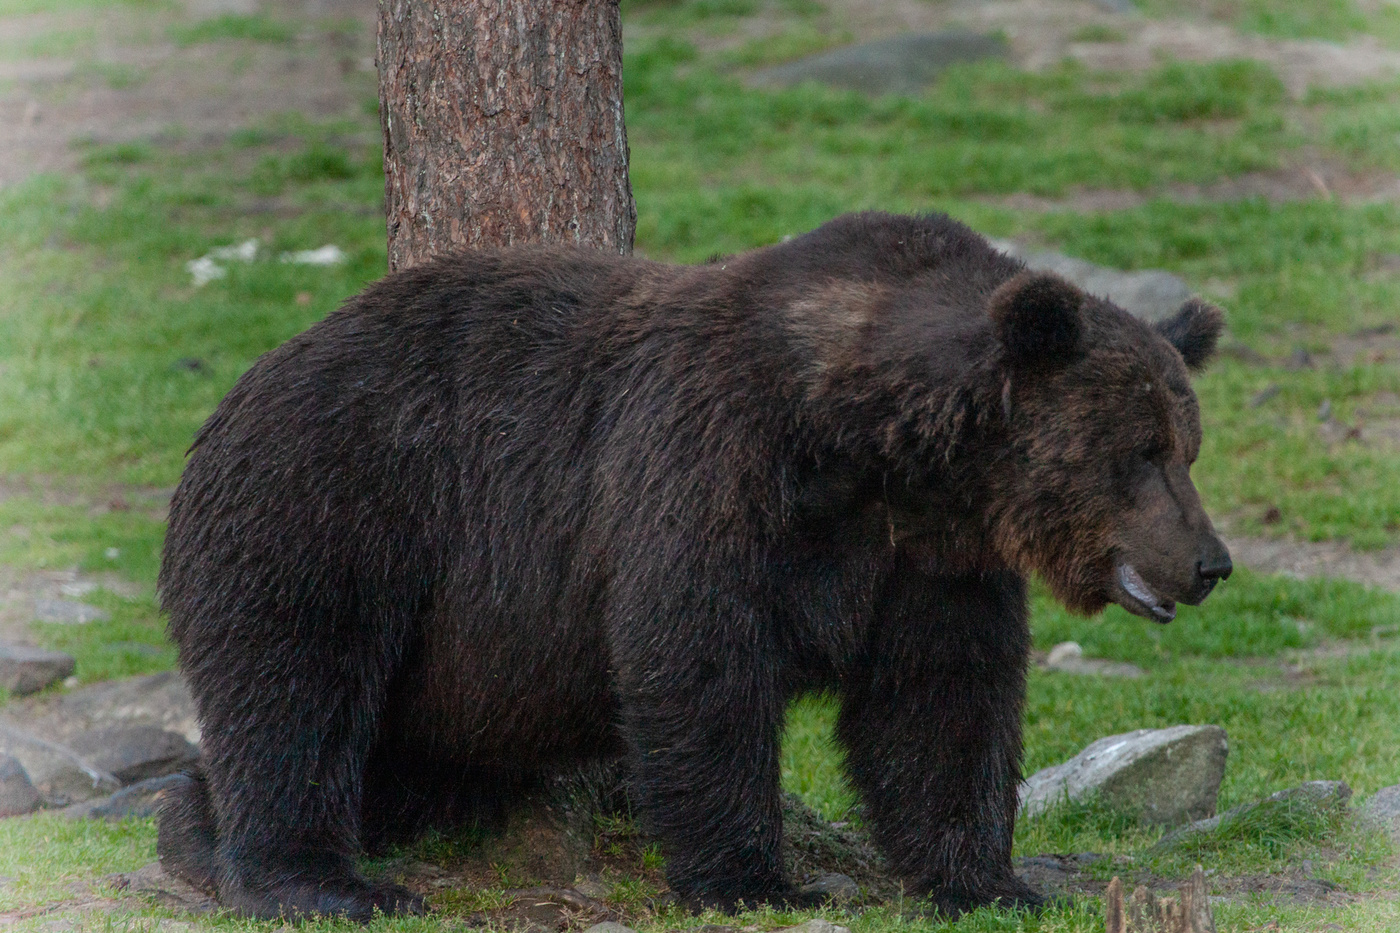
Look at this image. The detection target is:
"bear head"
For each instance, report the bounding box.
[985,271,1231,622]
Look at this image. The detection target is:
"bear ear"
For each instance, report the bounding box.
[987,271,1085,369]
[1155,298,1224,372]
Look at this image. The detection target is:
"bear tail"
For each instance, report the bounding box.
[157,767,219,895]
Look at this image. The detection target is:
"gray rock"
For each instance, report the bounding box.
[1020,725,1228,826]
[992,240,1194,323]
[0,754,40,817]
[1270,780,1352,809]
[69,774,189,820]
[33,599,110,624]
[799,870,859,901]
[1361,784,1400,841]
[0,722,119,804]
[751,31,1008,96]
[68,726,199,785]
[776,921,851,933]
[1043,642,1145,679]
[0,645,75,696]
[3,671,200,746]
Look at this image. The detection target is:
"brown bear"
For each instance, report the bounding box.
[157,211,1231,921]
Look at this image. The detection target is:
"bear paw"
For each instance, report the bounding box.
[919,877,1049,919]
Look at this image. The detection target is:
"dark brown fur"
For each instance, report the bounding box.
[158,212,1228,921]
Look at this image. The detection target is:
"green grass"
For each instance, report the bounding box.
[167,14,294,47]
[0,815,156,910]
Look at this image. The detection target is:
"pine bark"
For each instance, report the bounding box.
[376,0,636,270]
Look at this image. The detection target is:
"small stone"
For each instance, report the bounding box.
[1046,642,1083,666]
[582,923,636,933]
[68,726,199,784]
[1361,785,1400,841]
[33,599,109,624]
[572,876,610,900]
[0,755,41,817]
[751,31,1008,96]
[1043,642,1145,679]
[1287,347,1315,370]
[1267,780,1351,809]
[799,871,859,901]
[1249,384,1281,408]
[1020,725,1228,826]
[0,645,76,696]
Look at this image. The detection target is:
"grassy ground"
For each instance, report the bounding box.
[3,0,1400,930]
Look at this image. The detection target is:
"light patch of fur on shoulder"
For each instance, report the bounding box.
[782,281,885,380]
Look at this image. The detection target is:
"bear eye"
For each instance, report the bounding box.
[1139,441,1167,464]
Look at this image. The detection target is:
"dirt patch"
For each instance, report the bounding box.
[0,0,378,189]
[985,162,1400,212]
[1223,534,1400,593]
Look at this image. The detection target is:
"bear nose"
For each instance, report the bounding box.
[1197,554,1233,583]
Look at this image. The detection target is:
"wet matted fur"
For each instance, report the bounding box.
[158,212,1228,920]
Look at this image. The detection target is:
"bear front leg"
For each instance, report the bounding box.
[837,566,1042,917]
[610,580,796,912]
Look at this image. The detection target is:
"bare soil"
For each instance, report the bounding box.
[987,161,1400,212]
[0,0,378,189]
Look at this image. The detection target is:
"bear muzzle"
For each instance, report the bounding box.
[1110,535,1232,624]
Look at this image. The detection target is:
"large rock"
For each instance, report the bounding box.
[3,671,199,745]
[68,726,199,784]
[0,723,119,804]
[750,31,1008,96]
[0,753,41,817]
[1020,725,1228,826]
[0,645,75,696]
[992,240,1194,323]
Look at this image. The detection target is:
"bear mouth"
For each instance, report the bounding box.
[1113,563,1176,624]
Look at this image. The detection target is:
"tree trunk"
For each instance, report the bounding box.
[376,0,636,271]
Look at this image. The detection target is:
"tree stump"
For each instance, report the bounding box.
[1104,868,1216,933]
